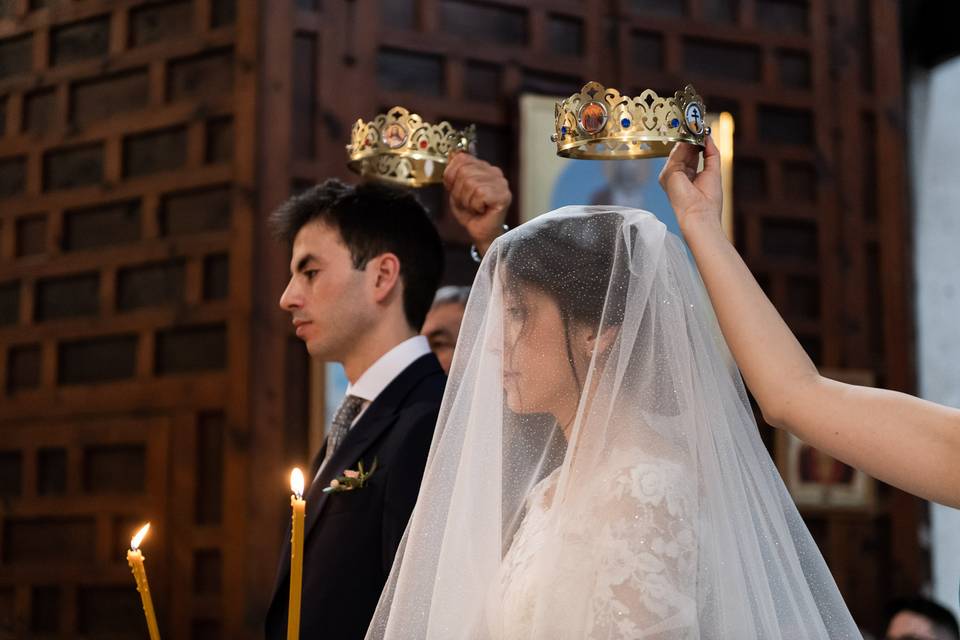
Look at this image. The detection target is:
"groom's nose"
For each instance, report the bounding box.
[279,279,302,311]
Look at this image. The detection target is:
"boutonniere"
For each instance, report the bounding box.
[323,458,378,494]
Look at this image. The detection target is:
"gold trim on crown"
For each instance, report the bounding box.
[346,107,476,187]
[553,82,709,160]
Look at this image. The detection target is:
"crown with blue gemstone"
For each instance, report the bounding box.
[346,106,477,187]
[553,82,710,160]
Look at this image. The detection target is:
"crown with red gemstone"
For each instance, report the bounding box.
[346,107,476,187]
[553,82,709,160]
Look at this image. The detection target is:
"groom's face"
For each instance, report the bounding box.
[279,221,373,361]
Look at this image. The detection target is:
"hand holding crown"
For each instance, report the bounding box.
[347,106,476,187]
[444,153,512,256]
[659,134,723,236]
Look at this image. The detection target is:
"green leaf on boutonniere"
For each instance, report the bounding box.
[323,457,378,494]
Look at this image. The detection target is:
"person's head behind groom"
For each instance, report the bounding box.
[884,597,959,640]
[271,179,444,380]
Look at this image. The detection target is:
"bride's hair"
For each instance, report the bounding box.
[502,210,688,423]
[500,212,632,393]
[500,211,629,329]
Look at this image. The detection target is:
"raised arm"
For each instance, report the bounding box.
[659,136,960,508]
[444,152,512,257]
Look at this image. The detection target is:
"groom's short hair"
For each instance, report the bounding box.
[270,179,444,331]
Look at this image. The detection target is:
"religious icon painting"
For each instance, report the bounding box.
[382,123,408,149]
[684,102,705,135]
[577,101,608,135]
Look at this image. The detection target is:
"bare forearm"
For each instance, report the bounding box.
[681,217,818,424]
[792,379,960,507]
[681,217,960,507]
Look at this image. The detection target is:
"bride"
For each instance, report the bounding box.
[366,206,861,638]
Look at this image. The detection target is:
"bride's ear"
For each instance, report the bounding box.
[585,324,618,359]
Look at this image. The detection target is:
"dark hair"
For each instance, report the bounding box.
[270,179,444,331]
[501,212,630,392]
[501,211,629,326]
[885,597,960,640]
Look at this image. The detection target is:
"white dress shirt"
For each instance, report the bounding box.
[345,335,432,426]
[314,335,431,483]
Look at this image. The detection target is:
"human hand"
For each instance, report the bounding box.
[444,153,512,256]
[658,135,723,235]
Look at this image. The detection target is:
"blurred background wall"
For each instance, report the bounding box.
[0,0,949,637]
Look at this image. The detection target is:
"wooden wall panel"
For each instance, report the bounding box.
[0,0,256,637]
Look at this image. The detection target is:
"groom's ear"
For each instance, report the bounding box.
[368,252,402,304]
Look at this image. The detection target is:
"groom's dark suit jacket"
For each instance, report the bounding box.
[264,353,445,640]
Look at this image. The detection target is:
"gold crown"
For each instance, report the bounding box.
[346,107,476,187]
[553,82,709,160]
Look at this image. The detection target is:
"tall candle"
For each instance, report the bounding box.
[288,468,306,640]
[126,523,161,640]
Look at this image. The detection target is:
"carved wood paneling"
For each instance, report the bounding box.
[0,0,256,637]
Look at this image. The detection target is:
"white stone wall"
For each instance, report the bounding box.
[909,58,960,620]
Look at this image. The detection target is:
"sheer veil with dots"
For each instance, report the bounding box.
[367,206,859,639]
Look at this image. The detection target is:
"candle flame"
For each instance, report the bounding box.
[291,468,305,497]
[131,523,151,550]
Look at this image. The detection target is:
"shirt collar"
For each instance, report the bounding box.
[346,335,432,404]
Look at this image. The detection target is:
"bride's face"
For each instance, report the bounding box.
[502,284,587,421]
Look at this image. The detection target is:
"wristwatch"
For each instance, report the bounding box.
[470,224,510,263]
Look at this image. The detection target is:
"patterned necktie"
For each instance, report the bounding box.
[319,394,365,474]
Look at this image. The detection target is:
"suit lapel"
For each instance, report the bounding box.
[302,407,399,539]
[308,440,327,483]
[270,353,443,599]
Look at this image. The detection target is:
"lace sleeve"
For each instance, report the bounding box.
[578,459,698,639]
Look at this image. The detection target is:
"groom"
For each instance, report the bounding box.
[263,153,512,640]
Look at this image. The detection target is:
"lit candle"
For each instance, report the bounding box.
[126,523,161,640]
[288,468,306,640]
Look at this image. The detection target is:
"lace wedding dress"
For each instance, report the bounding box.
[493,448,697,639]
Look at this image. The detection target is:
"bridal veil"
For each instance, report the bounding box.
[367,206,860,639]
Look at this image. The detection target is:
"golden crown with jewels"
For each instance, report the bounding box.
[346,107,476,187]
[553,82,710,159]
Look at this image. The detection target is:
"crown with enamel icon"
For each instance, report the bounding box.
[553,82,709,160]
[346,107,477,187]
